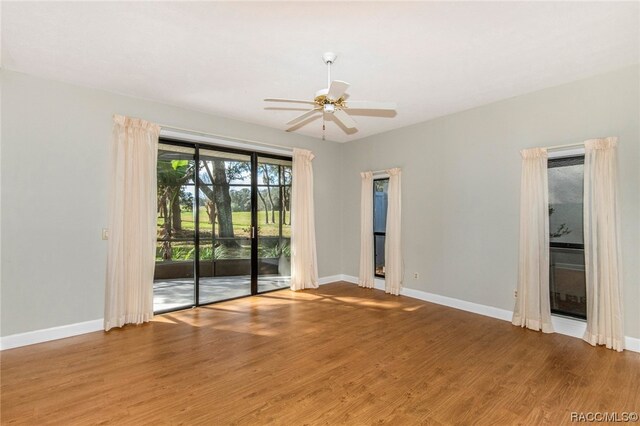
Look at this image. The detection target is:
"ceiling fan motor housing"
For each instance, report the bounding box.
[322,52,337,64]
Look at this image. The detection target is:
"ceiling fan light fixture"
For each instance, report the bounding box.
[264,52,397,136]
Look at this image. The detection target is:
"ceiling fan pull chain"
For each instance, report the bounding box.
[322,118,326,141]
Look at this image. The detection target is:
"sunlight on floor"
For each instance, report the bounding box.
[152,284,427,335]
[151,316,179,324]
[330,296,404,309]
[209,324,280,337]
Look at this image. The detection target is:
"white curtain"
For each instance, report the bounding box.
[384,168,403,295]
[290,148,319,291]
[583,137,624,352]
[104,115,159,331]
[512,148,554,333]
[359,172,375,288]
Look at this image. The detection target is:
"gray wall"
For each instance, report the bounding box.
[341,65,639,339]
[2,65,638,340]
[0,70,343,336]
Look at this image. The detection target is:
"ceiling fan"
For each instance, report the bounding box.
[264,52,397,138]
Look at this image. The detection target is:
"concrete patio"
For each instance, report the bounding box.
[154,276,290,311]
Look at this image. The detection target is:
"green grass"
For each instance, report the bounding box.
[157,208,291,238]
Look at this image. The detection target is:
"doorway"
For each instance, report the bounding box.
[153,139,292,313]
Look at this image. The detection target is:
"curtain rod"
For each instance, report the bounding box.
[546,142,585,151]
[533,136,616,152]
[159,123,294,152]
[369,168,397,175]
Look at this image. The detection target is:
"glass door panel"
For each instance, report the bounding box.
[154,144,197,312]
[257,156,292,293]
[198,149,253,303]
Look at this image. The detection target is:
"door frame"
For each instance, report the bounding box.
[155,137,292,314]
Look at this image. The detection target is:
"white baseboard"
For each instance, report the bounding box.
[0,274,344,350]
[340,274,639,353]
[3,276,638,353]
[625,336,640,352]
[0,319,104,351]
[340,274,359,285]
[550,315,586,339]
[342,274,513,321]
[318,274,345,285]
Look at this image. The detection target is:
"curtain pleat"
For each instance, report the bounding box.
[290,148,319,291]
[512,148,554,333]
[384,168,403,295]
[359,172,375,288]
[583,137,624,352]
[104,115,159,331]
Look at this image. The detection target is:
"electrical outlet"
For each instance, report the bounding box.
[414,273,419,279]
[513,289,518,298]
[102,228,109,240]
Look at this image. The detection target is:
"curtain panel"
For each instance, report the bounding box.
[512,147,554,333]
[583,137,624,352]
[104,115,159,331]
[290,148,319,291]
[359,172,375,288]
[384,168,403,295]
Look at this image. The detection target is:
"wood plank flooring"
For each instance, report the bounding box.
[2,282,639,425]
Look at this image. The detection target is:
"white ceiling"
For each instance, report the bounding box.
[2,2,638,143]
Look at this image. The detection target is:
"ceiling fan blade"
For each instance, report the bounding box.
[345,100,397,110]
[333,108,357,129]
[327,80,350,100]
[264,98,316,105]
[286,108,321,126]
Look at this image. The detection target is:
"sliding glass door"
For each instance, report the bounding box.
[198,148,253,304]
[154,144,197,312]
[153,140,292,313]
[257,156,292,292]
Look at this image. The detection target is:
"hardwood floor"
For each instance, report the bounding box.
[2,282,639,425]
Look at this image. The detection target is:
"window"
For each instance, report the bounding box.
[374,178,389,277]
[548,155,586,319]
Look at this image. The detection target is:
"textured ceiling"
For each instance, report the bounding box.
[2,2,638,142]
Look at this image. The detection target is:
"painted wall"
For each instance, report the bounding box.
[340,65,640,339]
[0,70,343,336]
[2,65,638,341]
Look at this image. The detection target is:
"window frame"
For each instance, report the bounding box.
[547,153,587,320]
[154,137,293,315]
[373,177,389,278]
